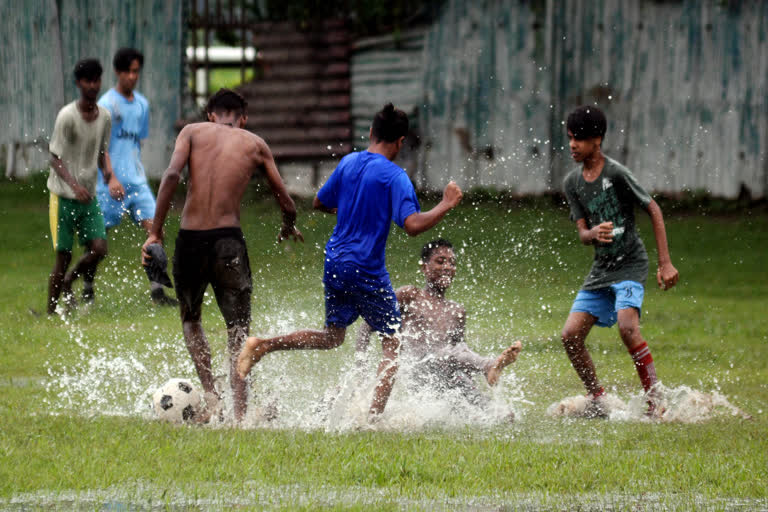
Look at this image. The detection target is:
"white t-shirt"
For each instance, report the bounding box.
[47,101,111,199]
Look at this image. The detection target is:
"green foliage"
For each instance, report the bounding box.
[0,178,766,508]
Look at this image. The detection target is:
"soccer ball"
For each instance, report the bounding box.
[152,378,202,423]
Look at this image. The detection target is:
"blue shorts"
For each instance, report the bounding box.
[97,182,156,228]
[570,280,645,327]
[323,261,401,335]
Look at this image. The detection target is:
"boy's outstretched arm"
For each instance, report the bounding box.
[259,141,303,243]
[403,181,462,236]
[646,199,679,290]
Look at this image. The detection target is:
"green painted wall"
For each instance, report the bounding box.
[1,0,183,178]
[420,0,768,198]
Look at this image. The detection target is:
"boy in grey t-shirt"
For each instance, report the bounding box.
[560,106,679,417]
[47,59,124,314]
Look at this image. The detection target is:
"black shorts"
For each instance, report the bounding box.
[173,227,252,328]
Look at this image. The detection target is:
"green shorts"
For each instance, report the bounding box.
[49,192,106,252]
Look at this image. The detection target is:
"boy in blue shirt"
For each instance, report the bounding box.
[92,47,177,305]
[237,103,463,419]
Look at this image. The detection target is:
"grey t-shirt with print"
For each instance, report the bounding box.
[563,156,652,291]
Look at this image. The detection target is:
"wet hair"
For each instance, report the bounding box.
[73,59,103,81]
[371,103,409,143]
[421,238,453,264]
[567,106,607,141]
[206,88,247,118]
[113,47,144,72]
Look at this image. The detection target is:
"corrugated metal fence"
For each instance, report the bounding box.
[1,0,183,179]
[4,1,766,199]
[419,0,768,198]
[351,28,427,178]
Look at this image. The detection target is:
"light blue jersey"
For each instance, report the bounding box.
[96,88,155,227]
[97,88,149,188]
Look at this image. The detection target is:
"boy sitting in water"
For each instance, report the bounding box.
[356,239,522,407]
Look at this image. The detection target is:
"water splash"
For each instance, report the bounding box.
[43,307,526,432]
[546,383,751,423]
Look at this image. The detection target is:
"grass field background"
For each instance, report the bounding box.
[0,175,766,510]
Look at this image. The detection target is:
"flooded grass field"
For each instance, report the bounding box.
[1,179,766,509]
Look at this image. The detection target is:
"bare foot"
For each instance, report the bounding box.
[485,340,522,386]
[236,336,268,379]
[193,391,222,424]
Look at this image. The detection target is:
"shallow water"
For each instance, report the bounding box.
[41,305,750,431]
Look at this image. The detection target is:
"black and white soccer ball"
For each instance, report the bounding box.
[152,378,202,423]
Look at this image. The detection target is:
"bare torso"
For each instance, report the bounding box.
[397,285,465,360]
[180,123,265,230]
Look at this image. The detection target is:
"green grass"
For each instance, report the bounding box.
[0,175,766,510]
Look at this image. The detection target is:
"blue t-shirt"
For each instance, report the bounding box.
[97,88,150,188]
[317,151,420,278]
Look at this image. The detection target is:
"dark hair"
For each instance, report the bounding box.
[371,103,409,143]
[421,238,453,263]
[113,47,144,72]
[206,88,247,118]
[567,106,607,141]
[73,59,103,81]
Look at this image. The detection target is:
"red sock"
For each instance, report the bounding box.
[589,387,605,399]
[629,342,657,392]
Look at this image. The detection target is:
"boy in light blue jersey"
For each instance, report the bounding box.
[91,47,177,305]
[237,103,463,420]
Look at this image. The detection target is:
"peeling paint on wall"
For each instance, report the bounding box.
[420,0,768,198]
[1,0,183,178]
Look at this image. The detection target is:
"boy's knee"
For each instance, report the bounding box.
[618,323,639,343]
[89,239,108,259]
[561,328,579,344]
[325,327,346,348]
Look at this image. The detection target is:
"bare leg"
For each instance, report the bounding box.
[370,334,400,417]
[485,340,523,386]
[83,228,113,302]
[237,325,347,379]
[62,238,108,305]
[227,325,248,422]
[47,251,72,314]
[561,312,602,396]
[617,307,646,352]
[182,319,218,403]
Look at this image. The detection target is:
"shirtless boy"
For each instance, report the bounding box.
[561,105,679,417]
[237,103,463,420]
[142,89,302,422]
[356,239,522,406]
[47,58,124,314]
